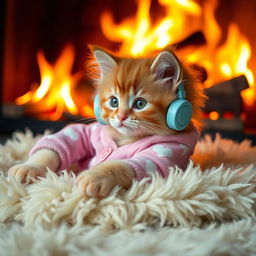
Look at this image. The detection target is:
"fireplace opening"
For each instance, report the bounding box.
[1,0,256,143]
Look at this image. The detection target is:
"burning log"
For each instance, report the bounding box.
[203,75,249,131]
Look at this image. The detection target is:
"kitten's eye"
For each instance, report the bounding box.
[109,96,119,108]
[133,98,147,110]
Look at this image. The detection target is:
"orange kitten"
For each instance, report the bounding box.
[8,46,206,198]
[89,45,206,146]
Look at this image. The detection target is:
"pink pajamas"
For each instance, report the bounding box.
[30,123,199,180]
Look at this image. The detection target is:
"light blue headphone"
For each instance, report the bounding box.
[93,94,107,125]
[93,83,192,131]
[166,83,192,131]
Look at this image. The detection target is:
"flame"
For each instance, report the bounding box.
[101,0,202,57]
[16,45,93,120]
[216,24,255,106]
[100,0,255,106]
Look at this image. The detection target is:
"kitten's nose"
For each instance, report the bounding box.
[117,114,128,122]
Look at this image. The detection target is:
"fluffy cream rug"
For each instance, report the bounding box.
[0,130,256,255]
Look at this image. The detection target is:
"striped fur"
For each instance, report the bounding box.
[89,45,206,146]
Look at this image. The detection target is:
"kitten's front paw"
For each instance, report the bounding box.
[76,171,117,198]
[8,163,45,183]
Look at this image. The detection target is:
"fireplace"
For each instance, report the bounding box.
[1,0,256,142]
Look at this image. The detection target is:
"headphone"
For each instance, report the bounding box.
[94,83,192,131]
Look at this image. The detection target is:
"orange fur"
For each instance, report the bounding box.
[88,45,207,146]
[8,46,207,198]
[76,160,134,197]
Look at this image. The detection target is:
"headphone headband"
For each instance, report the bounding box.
[177,83,186,99]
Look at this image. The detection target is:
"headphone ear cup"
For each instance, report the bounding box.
[94,95,107,125]
[166,99,192,131]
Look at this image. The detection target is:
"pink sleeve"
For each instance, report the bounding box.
[30,124,95,170]
[125,142,192,180]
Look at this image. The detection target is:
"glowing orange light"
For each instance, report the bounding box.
[33,76,51,102]
[220,63,232,77]
[15,45,93,120]
[101,0,203,57]
[160,0,202,15]
[81,105,94,117]
[209,111,219,120]
[216,24,255,106]
[100,0,255,106]
[60,81,79,115]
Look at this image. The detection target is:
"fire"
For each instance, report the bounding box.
[100,0,202,57]
[100,0,255,106]
[16,45,94,120]
[15,0,255,120]
[216,24,255,106]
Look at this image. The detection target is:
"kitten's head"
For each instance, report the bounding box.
[89,45,206,139]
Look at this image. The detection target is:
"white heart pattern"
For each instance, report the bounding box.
[47,134,57,139]
[153,145,173,157]
[146,160,157,174]
[63,127,78,141]
[92,124,97,131]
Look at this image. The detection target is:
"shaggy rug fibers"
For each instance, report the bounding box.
[0,130,256,255]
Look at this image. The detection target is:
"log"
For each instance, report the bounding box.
[203,75,249,131]
[204,75,249,117]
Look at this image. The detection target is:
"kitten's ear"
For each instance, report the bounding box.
[91,45,117,80]
[151,51,182,88]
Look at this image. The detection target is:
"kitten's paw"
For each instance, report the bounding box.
[8,163,45,183]
[76,171,117,198]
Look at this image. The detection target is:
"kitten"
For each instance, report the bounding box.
[8,46,206,197]
[90,46,205,143]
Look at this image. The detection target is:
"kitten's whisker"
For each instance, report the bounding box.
[140,120,163,129]
[125,120,154,136]
[132,121,156,136]
[136,120,167,136]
